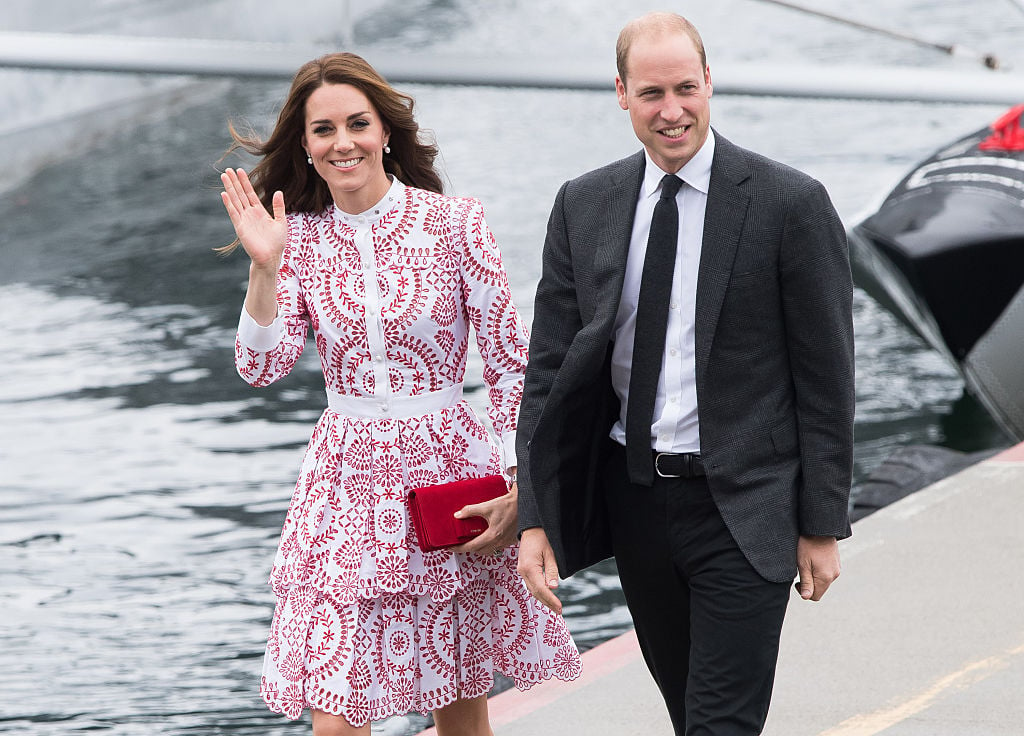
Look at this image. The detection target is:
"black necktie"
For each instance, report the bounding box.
[626,173,683,486]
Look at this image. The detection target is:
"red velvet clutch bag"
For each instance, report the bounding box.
[408,475,508,552]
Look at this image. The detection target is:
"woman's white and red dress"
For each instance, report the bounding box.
[234,178,581,724]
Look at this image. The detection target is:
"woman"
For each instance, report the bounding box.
[218,53,580,735]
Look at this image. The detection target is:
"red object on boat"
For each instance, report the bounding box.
[979,104,1024,151]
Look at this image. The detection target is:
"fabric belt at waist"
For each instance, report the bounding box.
[653,450,705,479]
[326,383,464,419]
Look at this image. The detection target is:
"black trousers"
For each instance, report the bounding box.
[604,443,791,736]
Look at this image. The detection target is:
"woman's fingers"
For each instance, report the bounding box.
[456,494,517,540]
[219,169,277,229]
[220,168,257,223]
[449,493,518,554]
[219,170,241,219]
[220,168,256,209]
[237,168,263,208]
[219,169,287,270]
[271,190,286,223]
[219,190,236,222]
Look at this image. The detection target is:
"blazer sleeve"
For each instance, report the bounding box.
[516,180,584,533]
[780,178,855,538]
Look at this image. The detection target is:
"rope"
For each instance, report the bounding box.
[750,0,1001,70]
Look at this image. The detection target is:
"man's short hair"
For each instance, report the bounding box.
[615,12,707,86]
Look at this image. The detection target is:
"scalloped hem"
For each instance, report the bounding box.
[504,657,584,693]
[261,657,584,725]
[260,553,581,726]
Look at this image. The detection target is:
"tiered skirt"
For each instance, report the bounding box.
[260,401,581,724]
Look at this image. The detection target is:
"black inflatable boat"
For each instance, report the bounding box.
[849,104,1024,440]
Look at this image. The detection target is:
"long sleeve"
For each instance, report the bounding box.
[234,217,310,387]
[458,199,529,467]
[515,181,582,532]
[779,178,855,538]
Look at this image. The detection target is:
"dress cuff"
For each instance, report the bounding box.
[237,307,285,352]
[500,430,517,471]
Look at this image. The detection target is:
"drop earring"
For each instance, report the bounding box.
[306,152,313,164]
[383,144,391,154]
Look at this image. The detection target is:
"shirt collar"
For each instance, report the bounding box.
[641,128,715,199]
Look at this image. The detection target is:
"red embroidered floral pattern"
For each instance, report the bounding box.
[235,183,579,723]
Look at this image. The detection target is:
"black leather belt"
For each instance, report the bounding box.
[653,451,705,478]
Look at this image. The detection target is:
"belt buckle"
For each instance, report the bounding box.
[655,452,682,478]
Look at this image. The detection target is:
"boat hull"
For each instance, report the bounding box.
[849,106,1024,440]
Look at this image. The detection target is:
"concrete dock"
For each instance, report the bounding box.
[418,442,1024,735]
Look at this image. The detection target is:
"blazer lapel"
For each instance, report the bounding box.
[695,134,751,384]
[589,151,645,326]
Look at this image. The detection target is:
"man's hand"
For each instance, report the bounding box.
[796,535,841,601]
[517,527,562,614]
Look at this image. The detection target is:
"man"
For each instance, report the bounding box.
[515,11,854,735]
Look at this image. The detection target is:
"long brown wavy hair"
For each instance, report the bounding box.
[226,52,443,217]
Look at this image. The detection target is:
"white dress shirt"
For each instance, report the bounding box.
[609,131,715,454]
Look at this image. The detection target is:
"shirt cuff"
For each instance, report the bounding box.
[237,307,285,352]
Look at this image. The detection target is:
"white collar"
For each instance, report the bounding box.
[641,129,715,199]
[331,176,403,224]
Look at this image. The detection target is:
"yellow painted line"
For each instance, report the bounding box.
[819,642,1024,736]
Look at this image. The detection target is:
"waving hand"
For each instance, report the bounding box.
[220,167,287,326]
[220,168,286,270]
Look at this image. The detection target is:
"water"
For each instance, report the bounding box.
[1,0,1021,733]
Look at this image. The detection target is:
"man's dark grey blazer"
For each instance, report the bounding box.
[516,131,855,583]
